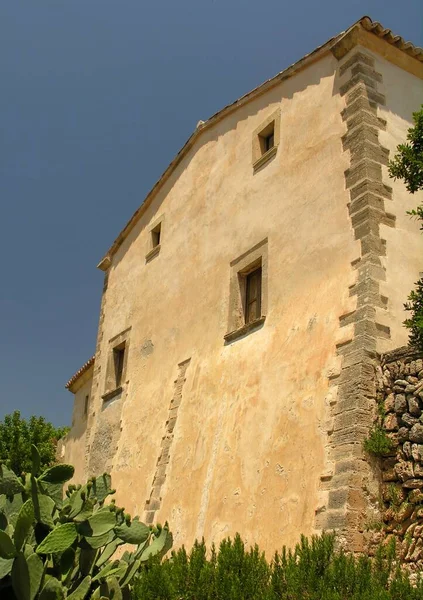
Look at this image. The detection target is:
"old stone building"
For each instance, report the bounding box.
[62,16,423,553]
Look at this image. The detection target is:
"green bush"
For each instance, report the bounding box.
[0,445,172,600]
[134,532,423,600]
[363,425,393,457]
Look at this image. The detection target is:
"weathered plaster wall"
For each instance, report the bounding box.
[62,373,93,485]
[64,45,423,554]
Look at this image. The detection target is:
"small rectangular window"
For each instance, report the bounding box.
[245,267,262,324]
[151,223,161,248]
[84,395,89,417]
[113,344,125,388]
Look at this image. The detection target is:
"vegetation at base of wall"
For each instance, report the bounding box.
[0,411,69,475]
[134,532,423,600]
[363,425,394,457]
[388,105,423,351]
[0,445,172,600]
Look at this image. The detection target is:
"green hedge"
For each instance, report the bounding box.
[134,533,423,600]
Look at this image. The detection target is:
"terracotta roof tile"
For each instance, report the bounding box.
[65,356,95,391]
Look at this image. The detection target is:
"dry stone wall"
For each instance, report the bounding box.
[374,346,423,571]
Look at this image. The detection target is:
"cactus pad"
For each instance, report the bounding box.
[36,523,77,555]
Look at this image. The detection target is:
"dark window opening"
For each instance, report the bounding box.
[259,121,275,157]
[264,133,274,152]
[245,267,262,324]
[113,344,125,388]
[84,395,89,417]
[151,223,161,248]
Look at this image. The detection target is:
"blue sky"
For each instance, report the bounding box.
[0,1,422,427]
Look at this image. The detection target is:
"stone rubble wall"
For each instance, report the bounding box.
[374,346,423,571]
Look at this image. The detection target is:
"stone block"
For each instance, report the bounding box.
[153,474,166,487]
[345,81,386,106]
[408,396,421,417]
[382,469,398,482]
[345,159,382,188]
[331,426,369,446]
[409,489,423,504]
[340,73,377,96]
[384,393,395,412]
[395,394,407,413]
[317,509,346,530]
[349,178,391,201]
[145,497,161,511]
[403,442,412,459]
[330,442,365,461]
[350,63,382,82]
[167,417,177,432]
[395,460,414,482]
[340,51,375,76]
[334,409,372,431]
[398,427,410,443]
[411,444,423,462]
[403,479,423,489]
[410,424,423,443]
[384,414,398,431]
[401,413,419,428]
[144,511,155,525]
[328,488,349,510]
[347,488,367,512]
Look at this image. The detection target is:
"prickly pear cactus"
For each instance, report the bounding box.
[0,446,172,600]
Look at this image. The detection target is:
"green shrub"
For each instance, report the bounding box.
[363,425,393,457]
[0,445,172,600]
[134,532,423,600]
[404,277,423,350]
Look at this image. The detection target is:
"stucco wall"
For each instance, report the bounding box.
[63,374,92,485]
[375,53,423,350]
[64,45,423,554]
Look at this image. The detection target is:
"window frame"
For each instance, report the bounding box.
[252,109,280,171]
[146,215,164,262]
[102,328,131,402]
[225,239,268,343]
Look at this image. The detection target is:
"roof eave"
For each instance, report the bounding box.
[97,16,423,270]
[65,356,95,393]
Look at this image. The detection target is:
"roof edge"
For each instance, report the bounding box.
[98,16,423,270]
[65,356,95,393]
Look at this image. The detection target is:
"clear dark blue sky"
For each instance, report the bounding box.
[0,1,422,427]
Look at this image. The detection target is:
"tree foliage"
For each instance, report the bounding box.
[389,105,423,194]
[0,411,69,475]
[388,106,423,350]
